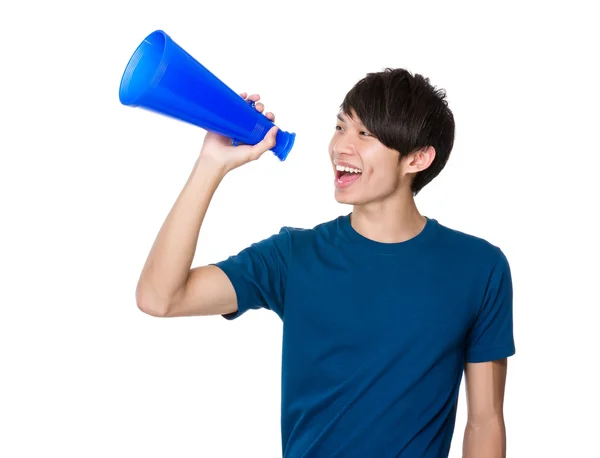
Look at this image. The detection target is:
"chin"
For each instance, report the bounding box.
[334,189,361,206]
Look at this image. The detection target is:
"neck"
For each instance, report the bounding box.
[350,193,426,244]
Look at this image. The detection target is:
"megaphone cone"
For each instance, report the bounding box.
[119,30,295,161]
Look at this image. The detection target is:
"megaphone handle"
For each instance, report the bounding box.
[231,99,258,147]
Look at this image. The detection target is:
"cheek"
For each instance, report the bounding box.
[367,169,399,187]
[364,161,401,189]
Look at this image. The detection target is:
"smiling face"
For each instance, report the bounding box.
[329,109,417,206]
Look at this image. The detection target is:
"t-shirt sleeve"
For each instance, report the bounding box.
[465,249,516,363]
[211,227,292,321]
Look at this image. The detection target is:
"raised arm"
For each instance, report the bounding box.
[135,93,278,317]
[462,358,508,458]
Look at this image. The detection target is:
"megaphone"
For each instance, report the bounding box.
[118,30,295,161]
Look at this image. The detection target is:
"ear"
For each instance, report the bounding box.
[402,146,436,174]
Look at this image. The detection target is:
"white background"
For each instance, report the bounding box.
[1,0,599,456]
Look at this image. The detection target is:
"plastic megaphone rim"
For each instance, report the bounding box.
[119,30,171,107]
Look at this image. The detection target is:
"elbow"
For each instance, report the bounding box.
[138,300,170,317]
[135,283,170,317]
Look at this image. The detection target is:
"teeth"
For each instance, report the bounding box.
[335,164,362,174]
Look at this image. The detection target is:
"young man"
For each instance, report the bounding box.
[135,68,515,457]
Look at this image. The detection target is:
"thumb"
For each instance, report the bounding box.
[248,126,279,161]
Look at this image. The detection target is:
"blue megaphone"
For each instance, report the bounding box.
[118,30,295,161]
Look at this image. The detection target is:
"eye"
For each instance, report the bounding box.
[335,125,344,131]
[360,131,372,137]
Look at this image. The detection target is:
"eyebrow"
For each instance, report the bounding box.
[337,112,367,129]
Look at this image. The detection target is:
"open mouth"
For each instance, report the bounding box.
[335,165,362,187]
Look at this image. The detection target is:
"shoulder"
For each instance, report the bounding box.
[431,219,508,268]
[241,216,342,257]
[429,220,512,301]
[279,215,343,241]
[268,216,344,259]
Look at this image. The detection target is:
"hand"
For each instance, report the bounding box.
[198,92,278,174]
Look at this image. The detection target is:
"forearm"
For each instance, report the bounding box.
[136,156,226,314]
[463,415,506,458]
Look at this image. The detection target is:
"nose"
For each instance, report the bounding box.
[332,136,357,159]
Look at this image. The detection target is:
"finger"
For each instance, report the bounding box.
[239,92,247,99]
[249,126,278,161]
[255,102,265,113]
[265,111,275,121]
[247,93,261,102]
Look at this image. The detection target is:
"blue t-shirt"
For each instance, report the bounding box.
[214,213,515,457]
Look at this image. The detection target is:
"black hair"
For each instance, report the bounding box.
[341,68,455,195]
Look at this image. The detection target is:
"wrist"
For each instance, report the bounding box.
[195,155,229,179]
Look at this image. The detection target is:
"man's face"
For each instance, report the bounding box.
[328,110,408,206]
